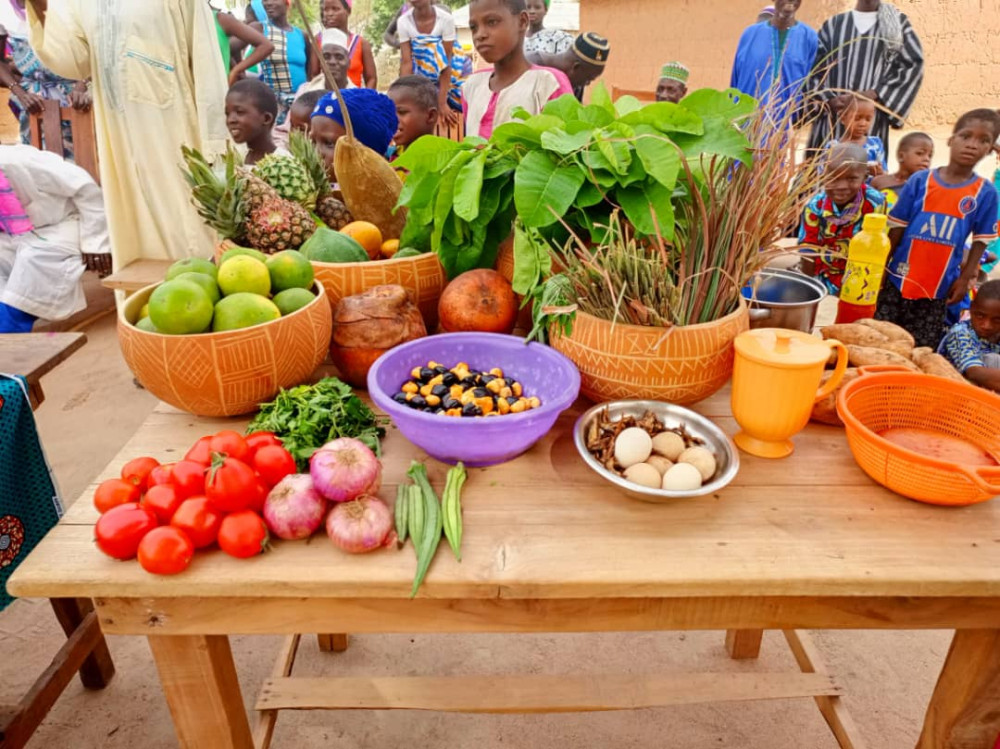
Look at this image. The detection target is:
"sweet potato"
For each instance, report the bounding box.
[821,324,890,348]
[811,368,861,426]
[912,351,965,382]
[856,318,916,348]
[847,345,921,372]
[912,346,933,359]
[879,339,914,359]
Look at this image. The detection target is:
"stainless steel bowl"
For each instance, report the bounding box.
[742,268,827,333]
[573,400,740,503]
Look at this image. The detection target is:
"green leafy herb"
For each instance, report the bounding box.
[247,378,386,471]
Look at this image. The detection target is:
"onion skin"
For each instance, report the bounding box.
[326,495,397,553]
[262,474,328,541]
[310,438,382,503]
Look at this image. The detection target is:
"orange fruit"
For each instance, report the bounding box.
[438,269,518,335]
[380,238,400,259]
[340,221,383,261]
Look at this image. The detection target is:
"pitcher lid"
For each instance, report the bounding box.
[735,328,832,368]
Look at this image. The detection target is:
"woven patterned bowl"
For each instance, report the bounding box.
[549,301,750,405]
[118,282,332,417]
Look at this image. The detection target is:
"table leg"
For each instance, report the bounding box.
[725,629,764,660]
[49,598,115,689]
[148,635,253,749]
[916,629,1000,749]
[317,634,349,652]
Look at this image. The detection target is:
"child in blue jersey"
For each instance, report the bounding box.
[875,109,1000,348]
[940,279,1000,393]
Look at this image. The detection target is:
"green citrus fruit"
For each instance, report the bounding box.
[212,293,281,332]
[217,256,271,297]
[148,280,214,335]
[165,257,218,281]
[139,303,150,319]
[135,316,159,333]
[173,271,221,305]
[272,287,316,316]
[220,246,268,265]
[266,250,315,293]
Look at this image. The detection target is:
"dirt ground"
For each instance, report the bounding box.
[0,127,987,747]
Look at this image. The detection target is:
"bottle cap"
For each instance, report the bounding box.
[862,213,888,231]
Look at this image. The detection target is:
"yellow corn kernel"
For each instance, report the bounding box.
[402,381,419,394]
[489,367,504,378]
[427,374,444,388]
[475,396,494,415]
[499,386,513,399]
[497,397,511,415]
[410,367,423,380]
[527,396,541,409]
[510,399,528,414]
[425,394,441,407]
[450,384,464,401]
[427,360,442,370]
[460,389,477,405]
[512,382,523,397]
[446,408,462,417]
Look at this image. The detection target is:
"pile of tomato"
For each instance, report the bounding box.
[93,430,296,575]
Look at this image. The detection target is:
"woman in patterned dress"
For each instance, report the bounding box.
[523,0,572,56]
[247,0,312,126]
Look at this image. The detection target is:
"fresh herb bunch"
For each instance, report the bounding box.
[248,378,387,471]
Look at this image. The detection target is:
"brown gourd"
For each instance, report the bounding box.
[856,318,916,348]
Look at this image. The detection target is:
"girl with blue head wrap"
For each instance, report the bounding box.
[309,88,399,180]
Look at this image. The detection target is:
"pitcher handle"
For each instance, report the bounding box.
[815,340,849,402]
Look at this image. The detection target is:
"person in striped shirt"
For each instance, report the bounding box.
[875,109,1000,348]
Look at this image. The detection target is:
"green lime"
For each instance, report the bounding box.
[173,272,221,305]
[266,250,315,293]
[165,257,218,281]
[139,303,150,319]
[394,247,423,259]
[220,245,268,265]
[212,293,281,332]
[148,280,214,335]
[272,287,316,316]
[135,316,159,333]
[217,255,271,297]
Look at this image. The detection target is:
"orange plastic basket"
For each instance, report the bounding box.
[837,366,1000,506]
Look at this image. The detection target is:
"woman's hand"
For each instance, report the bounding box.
[439,94,458,127]
[69,82,91,112]
[13,85,44,114]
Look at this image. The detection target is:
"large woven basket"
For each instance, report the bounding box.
[837,366,1000,506]
[549,301,749,405]
[118,282,332,417]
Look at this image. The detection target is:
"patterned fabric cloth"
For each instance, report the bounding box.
[0,375,62,612]
[409,36,469,111]
[0,166,33,236]
[887,169,999,300]
[524,28,573,56]
[7,36,76,158]
[259,20,308,124]
[798,185,885,292]
[939,319,1000,374]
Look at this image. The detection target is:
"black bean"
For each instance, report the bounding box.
[472,387,489,398]
[433,365,448,375]
[506,396,519,405]
[431,384,450,398]
[462,403,481,417]
[392,392,408,404]
[409,395,427,409]
[443,398,462,410]
[419,367,435,382]
[480,373,495,384]
[442,372,458,386]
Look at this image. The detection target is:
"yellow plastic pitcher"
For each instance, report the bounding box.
[731,328,849,458]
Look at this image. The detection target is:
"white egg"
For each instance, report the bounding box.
[644,455,674,476]
[614,427,653,468]
[678,446,717,482]
[651,430,686,461]
[623,462,662,489]
[661,462,704,491]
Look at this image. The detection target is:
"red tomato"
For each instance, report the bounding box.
[148,463,175,488]
[137,526,194,575]
[253,445,296,488]
[217,510,269,559]
[205,457,259,513]
[170,460,207,499]
[247,476,268,513]
[141,484,182,524]
[245,431,282,460]
[120,456,160,492]
[184,436,214,465]
[170,496,222,549]
[94,503,157,560]
[210,430,249,462]
[93,478,141,514]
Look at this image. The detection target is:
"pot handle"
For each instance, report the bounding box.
[749,307,772,322]
[815,340,849,402]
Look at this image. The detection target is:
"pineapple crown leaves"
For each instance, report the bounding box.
[180,145,247,242]
[288,130,332,200]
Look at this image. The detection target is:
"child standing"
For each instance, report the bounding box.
[315,0,377,89]
[870,131,934,212]
[463,0,573,139]
[940,279,1000,393]
[387,75,440,161]
[225,79,283,165]
[799,143,886,319]
[829,94,886,178]
[876,109,1000,349]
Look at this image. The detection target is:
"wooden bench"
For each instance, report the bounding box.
[100,259,173,294]
[611,86,656,103]
[28,99,99,185]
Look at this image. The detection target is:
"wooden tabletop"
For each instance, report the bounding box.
[10,385,1000,604]
[0,332,86,382]
[100,259,172,292]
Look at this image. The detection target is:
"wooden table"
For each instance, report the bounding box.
[100,260,172,293]
[0,332,86,408]
[8,388,1000,749]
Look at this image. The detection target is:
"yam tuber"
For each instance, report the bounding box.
[811,368,860,426]
[856,318,916,348]
[821,323,890,348]
[912,351,965,382]
[879,339,914,359]
[847,345,921,372]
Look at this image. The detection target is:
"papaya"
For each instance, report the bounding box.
[301,226,369,263]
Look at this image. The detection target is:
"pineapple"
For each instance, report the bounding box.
[242,172,283,214]
[245,197,317,253]
[287,131,353,230]
[181,145,247,243]
[253,154,317,211]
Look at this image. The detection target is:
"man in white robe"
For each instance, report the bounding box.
[26,0,230,270]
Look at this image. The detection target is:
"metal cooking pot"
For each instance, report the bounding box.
[741,268,828,333]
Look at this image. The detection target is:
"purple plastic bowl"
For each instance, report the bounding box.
[367,333,581,467]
